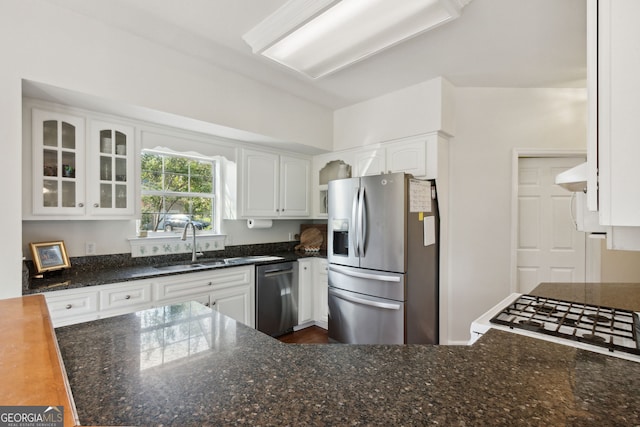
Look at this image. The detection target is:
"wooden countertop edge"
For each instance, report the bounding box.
[0,295,80,427]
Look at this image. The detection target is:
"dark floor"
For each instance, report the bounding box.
[277,326,328,344]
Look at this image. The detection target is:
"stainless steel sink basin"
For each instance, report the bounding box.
[154,260,226,272]
[153,256,283,272]
[223,256,284,264]
[153,263,209,272]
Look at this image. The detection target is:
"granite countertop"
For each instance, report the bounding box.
[56,283,640,426]
[25,251,324,295]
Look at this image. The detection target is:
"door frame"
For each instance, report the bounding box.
[509,149,601,293]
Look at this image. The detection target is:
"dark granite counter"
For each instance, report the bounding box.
[530,282,640,311]
[25,249,325,295]
[56,290,640,426]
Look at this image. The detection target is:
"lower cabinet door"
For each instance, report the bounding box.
[211,284,253,328]
[297,260,313,325]
[99,282,153,315]
[45,291,99,327]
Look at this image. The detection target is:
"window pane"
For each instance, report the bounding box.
[164,172,189,193]
[190,163,213,193]
[141,153,163,191]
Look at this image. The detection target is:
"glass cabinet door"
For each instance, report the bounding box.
[90,121,135,216]
[32,109,85,215]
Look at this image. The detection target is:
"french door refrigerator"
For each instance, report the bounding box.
[327,172,439,344]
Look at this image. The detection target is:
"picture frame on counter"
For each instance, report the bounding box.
[29,240,71,274]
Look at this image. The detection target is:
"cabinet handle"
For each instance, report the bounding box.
[205,302,210,307]
[207,281,213,286]
[125,295,131,300]
[211,300,216,306]
[78,203,84,207]
[65,304,72,309]
[93,203,99,208]
[304,266,308,270]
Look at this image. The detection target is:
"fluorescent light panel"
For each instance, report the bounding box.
[244,0,471,79]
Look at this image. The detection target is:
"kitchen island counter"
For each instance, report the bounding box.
[55,293,640,426]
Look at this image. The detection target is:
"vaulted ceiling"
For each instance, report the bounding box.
[50,0,586,110]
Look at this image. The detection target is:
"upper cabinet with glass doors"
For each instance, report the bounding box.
[32,109,86,216]
[28,104,138,220]
[88,121,136,216]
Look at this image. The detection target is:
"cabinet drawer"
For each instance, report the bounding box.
[99,282,152,311]
[155,267,252,302]
[45,291,99,322]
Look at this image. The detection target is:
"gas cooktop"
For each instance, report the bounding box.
[490,294,640,358]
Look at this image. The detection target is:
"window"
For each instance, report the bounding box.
[140,149,218,233]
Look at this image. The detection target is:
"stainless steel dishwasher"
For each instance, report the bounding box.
[256,261,298,337]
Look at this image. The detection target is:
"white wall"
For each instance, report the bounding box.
[1,1,333,299]
[333,77,455,150]
[448,87,587,343]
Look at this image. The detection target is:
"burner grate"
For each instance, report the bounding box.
[490,294,640,356]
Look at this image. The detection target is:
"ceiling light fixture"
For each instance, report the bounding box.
[243,0,473,79]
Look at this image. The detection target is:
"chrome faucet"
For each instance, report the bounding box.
[181,219,202,263]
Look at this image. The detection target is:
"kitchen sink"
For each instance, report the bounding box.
[153,264,208,272]
[223,256,284,264]
[153,260,226,272]
[152,256,284,272]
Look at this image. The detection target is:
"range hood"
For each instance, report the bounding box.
[555,162,587,192]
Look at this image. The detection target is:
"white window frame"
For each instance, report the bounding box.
[141,148,222,235]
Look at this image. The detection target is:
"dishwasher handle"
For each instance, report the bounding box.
[262,268,294,278]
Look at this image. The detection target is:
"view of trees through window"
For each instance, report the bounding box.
[140,150,216,232]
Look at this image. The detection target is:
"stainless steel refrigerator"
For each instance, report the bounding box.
[327,172,439,344]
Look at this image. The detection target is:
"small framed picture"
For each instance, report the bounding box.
[30,241,71,274]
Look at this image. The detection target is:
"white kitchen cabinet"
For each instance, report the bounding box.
[240,148,310,218]
[209,283,253,327]
[353,146,386,177]
[353,133,442,179]
[43,265,254,328]
[44,288,99,327]
[45,279,154,327]
[386,137,428,176]
[296,259,314,326]
[98,280,153,315]
[584,0,640,249]
[313,259,328,328]
[590,0,640,227]
[296,258,328,330]
[88,120,136,217]
[26,102,138,220]
[31,108,86,216]
[186,285,254,328]
[279,155,311,216]
[154,266,255,327]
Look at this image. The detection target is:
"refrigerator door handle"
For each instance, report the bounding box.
[329,265,401,282]
[351,187,360,257]
[329,288,402,310]
[359,186,366,256]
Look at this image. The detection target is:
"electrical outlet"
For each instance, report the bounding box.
[288,232,294,241]
[85,242,96,255]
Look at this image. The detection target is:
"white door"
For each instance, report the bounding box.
[517,157,586,293]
